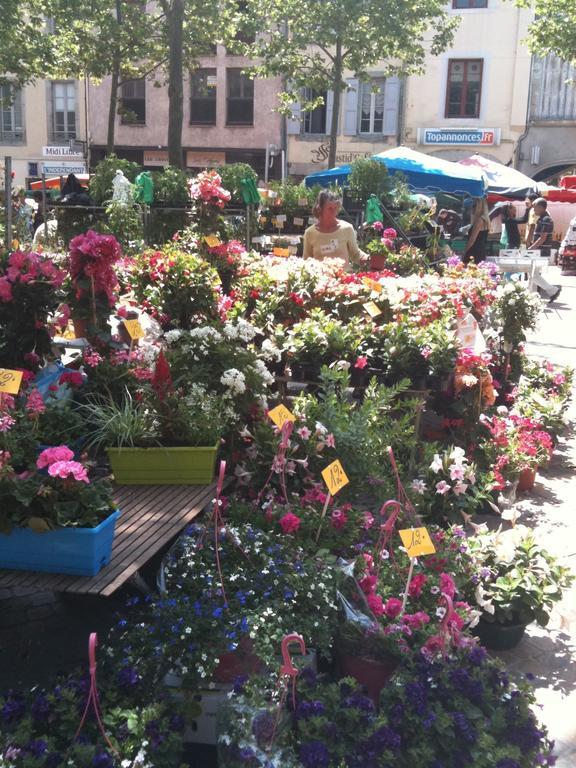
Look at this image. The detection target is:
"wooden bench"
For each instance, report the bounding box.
[0,482,218,597]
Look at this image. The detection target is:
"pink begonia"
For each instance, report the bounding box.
[354,356,368,370]
[435,480,451,495]
[367,593,385,616]
[279,512,301,534]
[553,373,566,386]
[37,445,75,469]
[439,572,456,599]
[297,426,311,441]
[0,414,15,432]
[0,277,13,302]
[325,433,336,449]
[47,460,89,483]
[83,350,103,367]
[384,598,403,618]
[331,508,348,530]
[25,389,45,415]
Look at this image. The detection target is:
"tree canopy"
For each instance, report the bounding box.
[516,0,576,65]
[246,0,459,166]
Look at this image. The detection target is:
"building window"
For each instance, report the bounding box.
[359,78,385,134]
[51,81,76,141]
[302,88,327,134]
[452,0,487,7]
[120,78,146,124]
[190,69,217,125]
[445,59,483,118]
[0,84,24,144]
[226,68,254,125]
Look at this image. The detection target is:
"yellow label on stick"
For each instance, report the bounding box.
[123,319,145,340]
[0,368,23,395]
[322,460,349,496]
[204,235,222,248]
[399,527,436,558]
[363,301,382,318]
[273,247,290,257]
[362,277,383,293]
[268,404,295,429]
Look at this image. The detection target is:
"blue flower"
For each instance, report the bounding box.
[26,739,48,757]
[92,752,115,768]
[299,740,330,768]
[451,712,477,744]
[31,694,50,721]
[1,695,25,724]
[212,607,224,619]
[117,666,139,688]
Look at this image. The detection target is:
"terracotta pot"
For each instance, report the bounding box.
[517,467,536,493]
[369,253,387,271]
[213,637,264,683]
[474,617,527,651]
[337,651,398,704]
[72,317,88,339]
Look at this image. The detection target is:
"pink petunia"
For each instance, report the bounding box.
[383,597,403,618]
[330,508,348,530]
[367,593,385,616]
[279,512,301,534]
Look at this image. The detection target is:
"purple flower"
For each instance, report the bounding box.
[1,695,25,724]
[341,692,374,713]
[251,710,275,749]
[496,760,521,768]
[92,752,115,768]
[452,712,477,744]
[27,739,48,757]
[296,700,326,720]
[31,694,50,721]
[299,740,330,768]
[117,665,139,688]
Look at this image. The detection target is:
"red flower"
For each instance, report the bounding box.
[354,356,368,370]
[151,351,173,401]
[359,575,378,595]
[408,573,427,598]
[279,512,301,534]
[289,292,304,306]
[367,593,385,616]
[59,371,84,388]
[383,598,403,618]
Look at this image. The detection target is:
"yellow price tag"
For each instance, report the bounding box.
[362,277,383,293]
[322,460,349,496]
[123,319,145,340]
[0,368,23,395]
[268,404,295,429]
[363,301,382,318]
[399,527,436,558]
[204,235,222,248]
[273,247,290,257]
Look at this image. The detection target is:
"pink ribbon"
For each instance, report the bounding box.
[72,633,119,757]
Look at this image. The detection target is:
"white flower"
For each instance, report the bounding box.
[453,481,469,496]
[436,607,447,619]
[496,405,509,416]
[429,454,443,473]
[410,479,427,495]
[449,446,466,463]
[220,368,246,395]
[260,338,282,362]
[163,329,183,344]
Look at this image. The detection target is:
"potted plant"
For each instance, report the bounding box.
[82,352,226,485]
[0,446,118,576]
[463,525,573,650]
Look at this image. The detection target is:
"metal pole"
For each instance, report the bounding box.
[4,157,13,247]
[41,173,48,240]
[264,144,270,185]
[246,204,251,250]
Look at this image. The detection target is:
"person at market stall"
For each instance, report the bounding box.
[559,214,576,275]
[463,198,490,264]
[529,198,562,303]
[489,202,522,248]
[521,192,539,246]
[302,190,366,269]
[436,208,462,238]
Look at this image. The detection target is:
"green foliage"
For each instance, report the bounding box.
[101,200,144,253]
[0,0,57,88]
[516,0,576,64]
[348,157,395,205]
[153,165,189,204]
[90,153,141,205]
[217,162,258,205]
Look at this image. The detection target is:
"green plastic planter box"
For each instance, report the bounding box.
[106,444,219,485]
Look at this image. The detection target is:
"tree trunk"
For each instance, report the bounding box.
[327,38,343,169]
[167,0,184,168]
[107,57,120,153]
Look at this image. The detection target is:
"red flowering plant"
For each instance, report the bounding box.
[0,250,66,367]
[336,525,480,662]
[188,169,231,209]
[0,445,115,533]
[67,230,121,334]
[513,358,574,436]
[127,246,220,329]
[478,412,553,490]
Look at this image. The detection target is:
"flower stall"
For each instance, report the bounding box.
[0,166,572,768]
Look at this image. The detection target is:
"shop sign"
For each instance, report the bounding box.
[311,142,372,165]
[42,162,86,175]
[42,146,83,158]
[186,150,226,168]
[143,150,169,166]
[418,128,500,146]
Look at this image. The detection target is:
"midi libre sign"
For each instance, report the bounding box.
[418,128,500,146]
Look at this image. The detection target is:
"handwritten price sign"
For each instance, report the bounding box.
[399,527,436,558]
[204,235,222,248]
[0,368,23,395]
[363,301,382,318]
[268,404,295,429]
[123,319,145,340]
[322,460,349,496]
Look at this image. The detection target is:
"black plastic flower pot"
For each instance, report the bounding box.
[474,617,528,651]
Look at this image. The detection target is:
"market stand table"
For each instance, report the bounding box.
[0,482,219,597]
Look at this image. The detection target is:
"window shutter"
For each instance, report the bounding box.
[325,90,335,136]
[286,97,302,135]
[13,90,23,131]
[382,76,401,136]
[343,79,359,136]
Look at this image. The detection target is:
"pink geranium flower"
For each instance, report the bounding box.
[383,597,403,618]
[47,460,89,483]
[367,593,385,616]
[354,356,368,370]
[279,512,301,534]
[37,445,74,469]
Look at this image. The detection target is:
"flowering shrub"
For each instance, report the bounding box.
[0,250,66,367]
[409,446,496,525]
[0,446,114,532]
[68,230,122,329]
[127,247,220,329]
[463,524,573,626]
[0,672,186,768]
[479,412,553,488]
[188,169,231,209]
[379,646,556,768]
[492,281,541,346]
